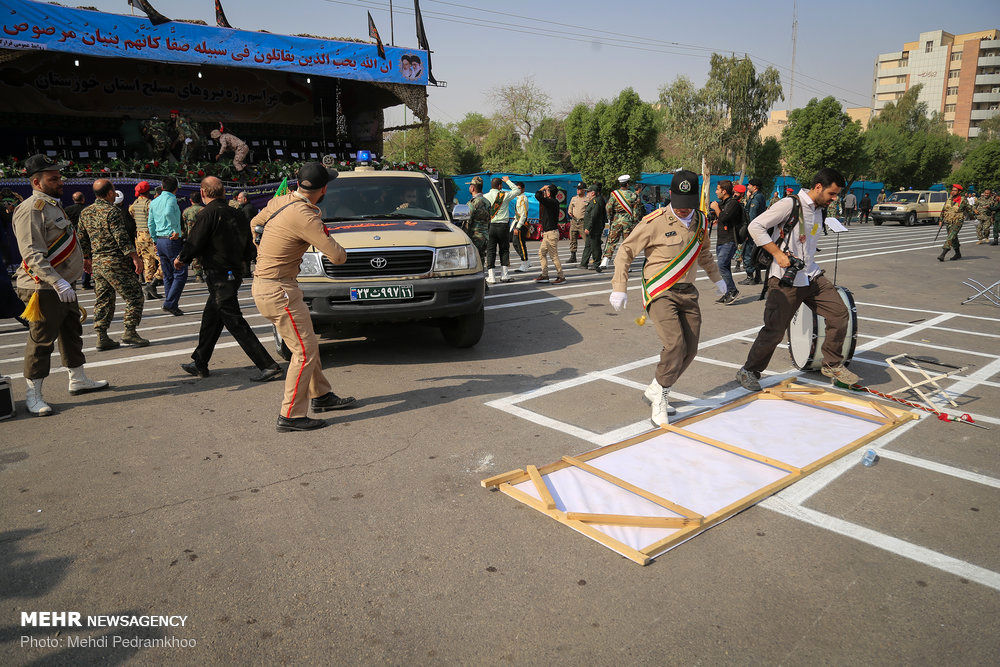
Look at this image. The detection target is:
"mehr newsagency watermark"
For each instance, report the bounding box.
[19,612,197,649]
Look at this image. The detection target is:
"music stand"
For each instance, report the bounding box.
[824,217,848,284]
[886,353,967,411]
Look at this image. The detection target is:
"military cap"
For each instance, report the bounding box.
[670,170,699,208]
[576,182,586,190]
[587,183,600,193]
[24,154,70,176]
[297,162,337,190]
[135,181,151,196]
[617,175,631,184]
[470,176,484,187]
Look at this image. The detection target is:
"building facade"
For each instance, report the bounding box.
[872,29,1000,139]
[760,106,872,142]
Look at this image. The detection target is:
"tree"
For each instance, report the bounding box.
[781,96,868,187]
[656,75,727,172]
[382,121,481,176]
[480,122,523,173]
[864,85,960,190]
[487,76,551,143]
[950,139,1000,189]
[707,54,784,177]
[748,136,782,195]
[565,89,658,189]
[455,112,493,152]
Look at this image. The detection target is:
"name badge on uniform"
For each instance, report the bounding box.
[664,231,677,238]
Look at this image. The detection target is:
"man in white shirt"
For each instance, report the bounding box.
[735,168,859,391]
[509,182,531,272]
[483,176,522,284]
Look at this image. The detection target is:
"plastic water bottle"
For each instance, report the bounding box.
[861,449,879,467]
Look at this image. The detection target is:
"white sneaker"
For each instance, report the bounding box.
[25,378,53,416]
[500,266,510,282]
[643,379,659,404]
[486,269,496,285]
[520,260,531,272]
[650,392,669,427]
[67,366,110,396]
[599,257,609,268]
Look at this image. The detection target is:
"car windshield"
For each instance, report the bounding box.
[319,176,445,221]
[886,193,919,203]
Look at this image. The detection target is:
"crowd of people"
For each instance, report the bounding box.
[3,150,996,430]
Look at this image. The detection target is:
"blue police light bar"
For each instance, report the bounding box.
[357,150,371,163]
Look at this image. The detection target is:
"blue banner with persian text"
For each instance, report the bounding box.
[0,0,428,86]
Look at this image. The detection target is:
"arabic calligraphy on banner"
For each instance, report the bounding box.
[1,0,429,86]
[1,53,313,124]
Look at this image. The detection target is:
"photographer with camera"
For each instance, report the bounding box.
[735,168,859,392]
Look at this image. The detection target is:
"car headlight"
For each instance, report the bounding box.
[433,245,472,272]
[297,252,325,277]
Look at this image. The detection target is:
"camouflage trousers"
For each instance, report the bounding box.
[941,222,963,252]
[603,220,636,259]
[92,255,145,331]
[469,224,489,263]
[150,137,171,161]
[135,232,162,282]
[180,137,202,163]
[976,218,992,242]
[568,219,584,253]
[233,145,250,172]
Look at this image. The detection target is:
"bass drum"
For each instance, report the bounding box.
[787,285,858,371]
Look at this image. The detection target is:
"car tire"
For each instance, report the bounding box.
[905,212,916,227]
[273,324,292,361]
[440,307,484,348]
[873,218,882,226]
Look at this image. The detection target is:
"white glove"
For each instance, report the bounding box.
[714,280,728,296]
[609,291,628,312]
[184,137,193,144]
[54,278,77,303]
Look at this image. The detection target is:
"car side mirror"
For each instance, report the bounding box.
[451,204,470,222]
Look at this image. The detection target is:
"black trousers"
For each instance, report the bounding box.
[485,222,510,268]
[511,225,529,261]
[193,272,275,370]
[579,233,602,267]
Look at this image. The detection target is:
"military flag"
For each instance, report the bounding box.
[413,0,437,85]
[126,0,170,26]
[368,12,386,60]
[214,0,233,29]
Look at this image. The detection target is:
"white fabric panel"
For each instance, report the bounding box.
[512,471,680,551]
[683,400,878,469]
[588,433,789,517]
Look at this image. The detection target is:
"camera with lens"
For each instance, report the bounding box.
[253,224,266,245]
[778,254,806,287]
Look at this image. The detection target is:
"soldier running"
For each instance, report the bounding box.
[937,184,975,262]
[78,179,150,350]
[129,181,162,299]
[211,128,251,173]
[600,174,641,269]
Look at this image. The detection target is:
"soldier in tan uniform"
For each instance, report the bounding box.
[566,182,588,265]
[609,170,727,426]
[13,155,108,416]
[251,163,357,432]
[211,129,251,173]
[129,180,162,299]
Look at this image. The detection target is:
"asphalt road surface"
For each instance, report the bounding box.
[2,222,998,664]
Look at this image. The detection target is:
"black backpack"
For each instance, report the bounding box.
[748,195,801,271]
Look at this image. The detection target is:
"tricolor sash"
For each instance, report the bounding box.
[640,212,707,310]
[611,189,635,218]
[21,227,78,283]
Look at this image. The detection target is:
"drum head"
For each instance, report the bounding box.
[788,300,819,370]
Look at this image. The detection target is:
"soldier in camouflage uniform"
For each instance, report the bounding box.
[79,179,150,350]
[600,175,641,268]
[171,110,203,163]
[466,176,490,263]
[973,188,995,244]
[142,116,172,162]
[182,192,205,282]
[937,184,975,262]
[129,181,162,299]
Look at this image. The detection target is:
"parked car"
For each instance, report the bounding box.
[871,190,947,226]
[271,170,485,357]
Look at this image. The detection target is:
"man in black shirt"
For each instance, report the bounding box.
[174,176,281,381]
[236,191,258,222]
[709,180,741,304]
[534,184,565,284]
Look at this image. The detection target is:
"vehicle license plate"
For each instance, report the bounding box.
[349,285,414,301]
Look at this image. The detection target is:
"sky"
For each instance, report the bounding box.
[77,0,1000,127]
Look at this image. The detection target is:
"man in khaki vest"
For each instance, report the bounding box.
[251,163,356,432]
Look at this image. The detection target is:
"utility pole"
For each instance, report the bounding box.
[790,0,798,112]
[389,0,395,46]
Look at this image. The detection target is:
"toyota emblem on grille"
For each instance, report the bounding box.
[370,257,388,269]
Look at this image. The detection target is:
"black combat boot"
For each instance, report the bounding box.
[95,330,120,351]
[949,248,962,260]
[937,249,949,262]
